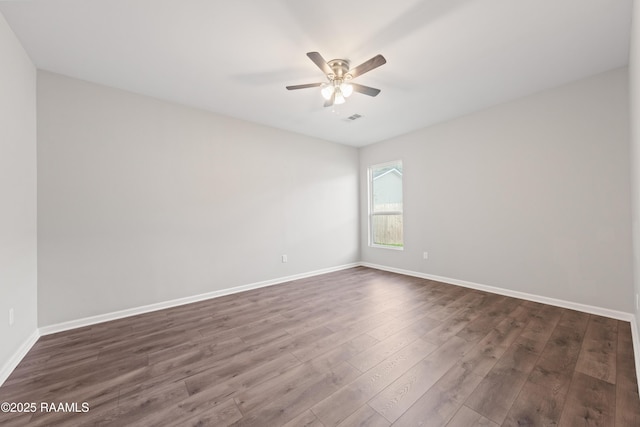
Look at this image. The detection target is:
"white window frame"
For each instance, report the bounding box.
[368,160,404,250]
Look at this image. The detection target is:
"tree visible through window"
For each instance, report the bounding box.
[369,161,403,248]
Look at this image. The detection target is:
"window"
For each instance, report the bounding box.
[369,161,403,249]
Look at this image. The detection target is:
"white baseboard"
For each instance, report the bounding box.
[39,263,359,336]
[360,262,635,321]
[0,329,40,387]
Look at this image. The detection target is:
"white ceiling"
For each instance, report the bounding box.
[0,0,633,147]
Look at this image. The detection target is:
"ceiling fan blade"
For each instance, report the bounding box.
[324,92,335,108]
[348,54,387,79]
[351,83,381,97]
[286,82,323,90]
[307,52,333,76]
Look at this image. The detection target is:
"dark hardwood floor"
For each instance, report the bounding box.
[1,267,639,426]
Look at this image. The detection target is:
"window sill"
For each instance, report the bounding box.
[370,244,404,251]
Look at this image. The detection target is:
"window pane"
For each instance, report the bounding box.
[372,164,403,213]
[369,160,403,248]
[371,214,403,247]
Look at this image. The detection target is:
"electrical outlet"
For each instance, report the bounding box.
[282,254,288,263]
[423,252,429,260]
[9,308,14,326]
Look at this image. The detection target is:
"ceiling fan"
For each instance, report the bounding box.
[286,52,386,107]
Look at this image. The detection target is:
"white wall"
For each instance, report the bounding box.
[37,71,359,327]
[0,13,38,378]
[360,68,634,313]
[630,0,640,333]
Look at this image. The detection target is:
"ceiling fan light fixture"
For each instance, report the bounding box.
[320,83,334,100]
[340,82,353,98]
[334,88,346,105]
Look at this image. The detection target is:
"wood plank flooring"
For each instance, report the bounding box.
[1,267,639,426]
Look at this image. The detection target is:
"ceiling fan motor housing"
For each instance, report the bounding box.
[327,59,352,82]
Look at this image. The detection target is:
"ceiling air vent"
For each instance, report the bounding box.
[345,113,362,122]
